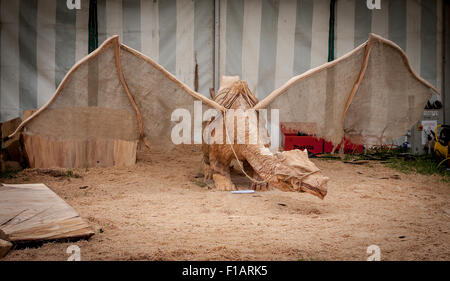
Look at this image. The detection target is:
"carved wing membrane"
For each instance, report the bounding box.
[119,44,223,144]
[11,36,223,147]
[254,33,439,146]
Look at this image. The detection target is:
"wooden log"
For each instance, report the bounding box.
[22,133,137,168]
[1,117,22,150]
[1,117,21,140]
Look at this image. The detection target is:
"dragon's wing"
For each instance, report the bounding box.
[10,36,223,145]
[254,33,439,146]
[119,43,224,144]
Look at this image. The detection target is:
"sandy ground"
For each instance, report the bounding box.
[1,145,449,261]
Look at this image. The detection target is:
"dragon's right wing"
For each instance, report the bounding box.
[254,34,439,146]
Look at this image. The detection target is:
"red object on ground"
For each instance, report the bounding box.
[280,124,363,154]
[284,135,324,154]
[323,138,364,154]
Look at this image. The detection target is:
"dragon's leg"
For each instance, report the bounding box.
[203,156,213,181]
[204,163,213,180]
[211,160,236,191]
[202,143,213,180]
[243,160,269,191]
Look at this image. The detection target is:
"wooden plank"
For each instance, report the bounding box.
[0,183,94,243]
[0,239,12,259]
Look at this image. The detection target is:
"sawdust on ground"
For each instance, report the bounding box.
[2,145,449,261]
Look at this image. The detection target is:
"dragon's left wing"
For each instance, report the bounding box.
[119,44,224,144]
[254,33,439,146]
[10,36,224,146]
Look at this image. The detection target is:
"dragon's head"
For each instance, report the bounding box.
[268,149,328,199]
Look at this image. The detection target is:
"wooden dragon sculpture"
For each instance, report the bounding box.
[10,34,438,201]
[203,76,329,199]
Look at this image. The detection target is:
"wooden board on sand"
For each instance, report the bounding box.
[0,183,94,243]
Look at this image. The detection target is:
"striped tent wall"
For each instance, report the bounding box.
[1,0,90,122]
[335,0,443,98]
[0,0,445,123]
[0,0,214,122]
[220,0,444,101]
[96,0,214,98]
[334,0,444,152]
[220,0,331,100]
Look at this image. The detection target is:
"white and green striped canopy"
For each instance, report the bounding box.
[0,0,443,123]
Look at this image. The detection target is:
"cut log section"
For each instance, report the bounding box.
[22,134,137,168]
[0,183,94,243]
